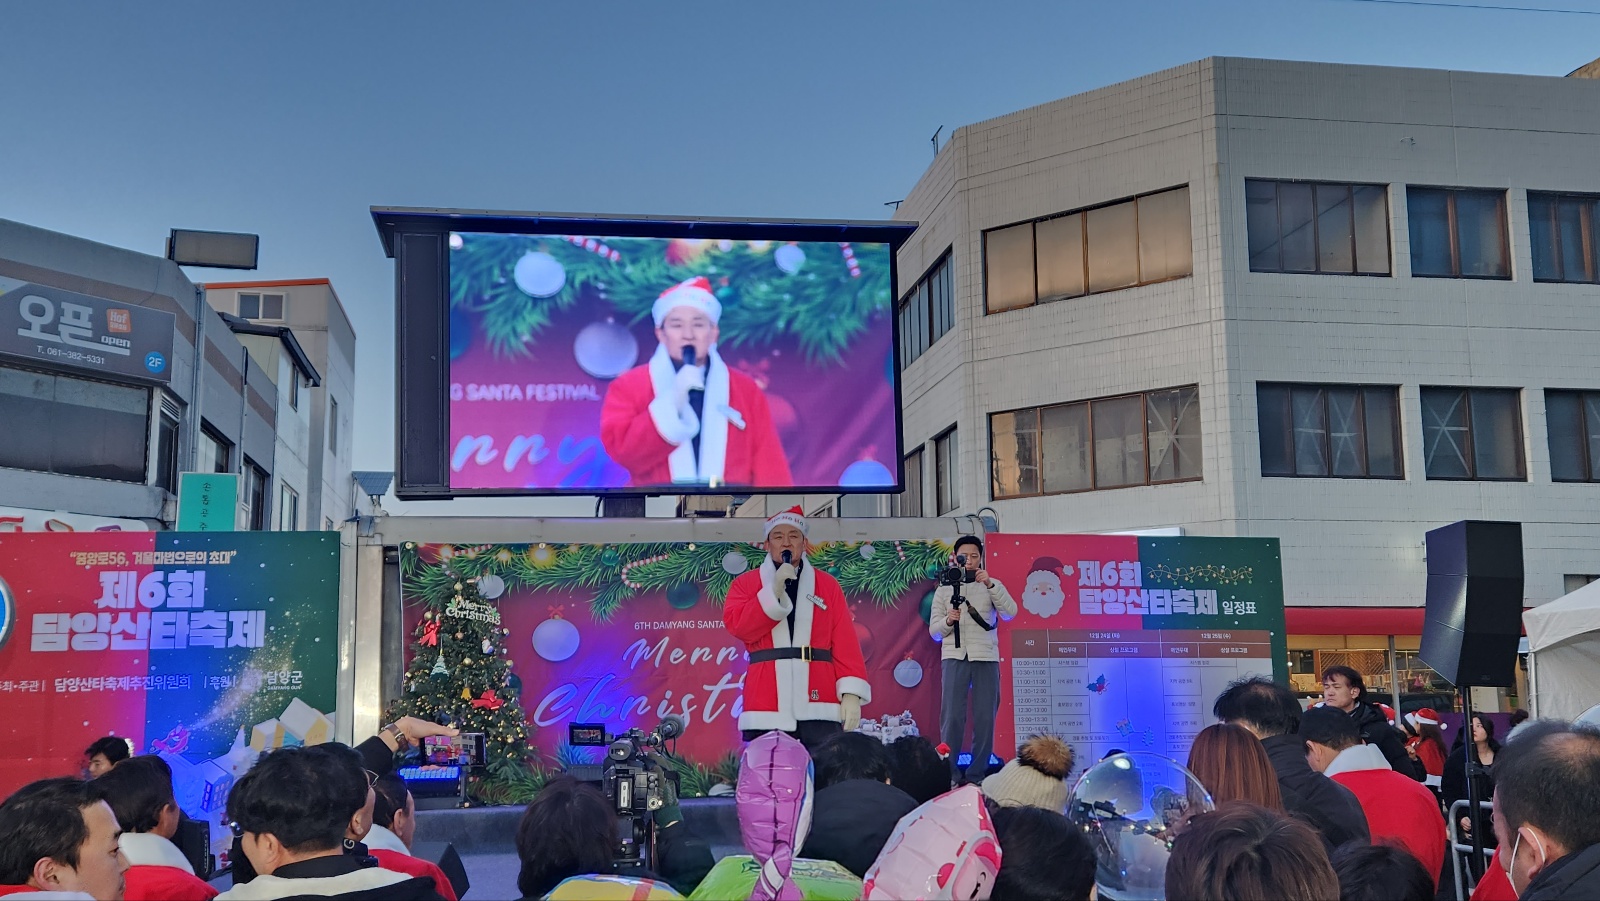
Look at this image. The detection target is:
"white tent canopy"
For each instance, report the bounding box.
[1525,578,1600,720]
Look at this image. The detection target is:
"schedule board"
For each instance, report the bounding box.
[987,534,1286,775]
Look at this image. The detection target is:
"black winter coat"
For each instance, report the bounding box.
[1521,843,1600,901]
[1261,734,1371,849]
[800,780,919,877]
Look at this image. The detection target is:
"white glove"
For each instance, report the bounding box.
[840,694,863,732]
[775,563,797,584]
[672,364,705,410]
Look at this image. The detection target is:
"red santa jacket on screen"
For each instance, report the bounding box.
[598,362,792,488]
[724,556,870,732]
[1327,744,1447,885]
[116,832,218,901]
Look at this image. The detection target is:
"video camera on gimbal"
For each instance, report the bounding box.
[568,715,687,874]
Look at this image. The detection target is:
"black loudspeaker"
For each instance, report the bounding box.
[410,842,470,899]
[1420,520,1524,687]
[173,816,213,879]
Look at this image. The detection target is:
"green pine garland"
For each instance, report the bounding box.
[449,233,893,364]
[403,540,951,622]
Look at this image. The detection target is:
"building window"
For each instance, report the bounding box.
[198,423,231,474]
[242,459,268,531]
[1245,180,1390,275]
[1529,193,1600,284]
[1407,188,1510,279]
[328,398,339,453]
[0,365,150,483]
[154,398,182,493]
[934,428,959,514]
[898,250,954,367]
[991,386,1201,499]
[1257,383,1403,478]
[288,373,301,411]
[983,186,1191,314]
[1420,387,1524,480]
[324,517,335,532]
[893,448,924,517]
[1546,389,1600,482]
[278,484,299,531]
[238,292,285,320]
[1567,574,1599,595]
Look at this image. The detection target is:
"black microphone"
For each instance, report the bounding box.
[781,550,792,565]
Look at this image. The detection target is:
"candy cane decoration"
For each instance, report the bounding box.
[839,242,861,278]
[565,235,622,263]
[620,553,672,590]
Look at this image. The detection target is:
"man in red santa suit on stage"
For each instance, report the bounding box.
[723,506,870,750]
[599,276,793,488]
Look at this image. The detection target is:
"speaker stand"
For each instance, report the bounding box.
[1460,687,1488,881]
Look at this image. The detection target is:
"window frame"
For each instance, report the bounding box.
[898,249,954,367]
[1245,179,1392,276]
[278,483,300,531]
[1256,382,1405,480]
[893,447,925,517]
[1528,191,1600,284]
[238,292,286,321]
[242,457,269,531]
[288,372,300,411]
[1546,388,1600,483]
[1419,386,1526,481]
[328,397,339,453]
[1406,187,1512,281]
[989,385,1203,500]
[198,421,232,474]
[0,363,152,484]
[153,396,183,493]
[981,186,1193,314]
[934,426,959,515]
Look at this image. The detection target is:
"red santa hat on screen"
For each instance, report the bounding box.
[765,505,807,539]
[652,276,723,326]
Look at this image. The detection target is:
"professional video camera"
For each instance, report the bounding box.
[568,714,686,874]
[939,552,978,592]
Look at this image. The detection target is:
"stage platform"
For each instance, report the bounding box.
[415,795,744,858]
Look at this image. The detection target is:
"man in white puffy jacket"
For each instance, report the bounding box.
[928,535,1017,784]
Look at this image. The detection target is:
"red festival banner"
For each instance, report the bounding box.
[400,541,948,771]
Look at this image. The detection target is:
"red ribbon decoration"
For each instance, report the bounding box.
[421,621,440,647]
[471,690,504,711]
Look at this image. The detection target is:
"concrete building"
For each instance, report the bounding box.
[218,315,322,530]
[0,218,278,530]
[889,58,1600,697]
[204,280,356,532]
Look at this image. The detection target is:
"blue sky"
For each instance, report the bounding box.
[2,0,1596,513]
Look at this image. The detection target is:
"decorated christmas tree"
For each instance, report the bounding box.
[386,555,539,804]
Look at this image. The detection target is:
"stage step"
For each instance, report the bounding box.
[415,796,743,857]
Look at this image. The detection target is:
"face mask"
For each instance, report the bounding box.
[1507,827,1548,895]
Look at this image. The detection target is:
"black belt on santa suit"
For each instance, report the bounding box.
[749,647,834,664]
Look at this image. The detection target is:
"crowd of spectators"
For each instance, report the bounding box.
[4,679,1598,901]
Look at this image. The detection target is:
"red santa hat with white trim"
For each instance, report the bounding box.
[765,505,807,539]
[652,276,723,326]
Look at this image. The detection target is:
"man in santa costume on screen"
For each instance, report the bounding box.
[599,276,793,488]
[724,506,870,750]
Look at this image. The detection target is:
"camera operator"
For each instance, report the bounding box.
[928,535,1016,785]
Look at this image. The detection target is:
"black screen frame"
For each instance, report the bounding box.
[374,207,917,500]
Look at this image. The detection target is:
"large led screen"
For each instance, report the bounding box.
[445,231,903,493]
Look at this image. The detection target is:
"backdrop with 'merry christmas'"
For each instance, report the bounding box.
[399,540,950,771]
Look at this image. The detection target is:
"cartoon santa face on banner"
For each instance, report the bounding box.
[1022,557,1066,618]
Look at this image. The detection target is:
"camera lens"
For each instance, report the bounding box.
[955,554,967,565]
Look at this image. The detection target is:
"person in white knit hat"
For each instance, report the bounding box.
[981,734,1076,811]
[724,506,871,751]
[599,276,792,488]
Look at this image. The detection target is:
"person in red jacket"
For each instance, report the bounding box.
[91,757,216,901]
[599,276,792,489]
[724,506,870,751]
[1404,707,1450,791]
[362,774,457,901]
[1302,706,1446,885]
